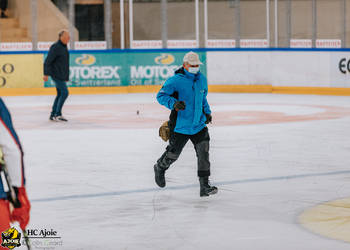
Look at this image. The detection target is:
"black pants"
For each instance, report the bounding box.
[156,127,210,177]
[0,0,7,11]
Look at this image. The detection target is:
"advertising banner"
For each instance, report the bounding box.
[126,51,206,86]
[74,41,107,50]
[207,51,331,87]
[69,53,123,87]
[206,40,236,48]
[316,40,341,48]
[240,39,268,48]
[0,42,33,51]
[290,39,312,48]
[131,40,198,49]
[0,54,43,88]
[330,52,350,87]
[45,51,207,87]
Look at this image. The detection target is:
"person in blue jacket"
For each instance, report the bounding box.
[154,51,218,197]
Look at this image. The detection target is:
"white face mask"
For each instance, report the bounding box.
[188,67,200,74]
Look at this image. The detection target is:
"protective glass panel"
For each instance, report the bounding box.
[207,0,236,39]
[240,0,267,39]
[291,0,313,39]
[167,0,196,40]
[316,0,343,48]
[133,1,161,40]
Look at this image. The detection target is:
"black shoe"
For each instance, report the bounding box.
[154,164,166,188]
[49,115,56,121]
[56,116,68,122]
[199,177,218,197]
[1,12,7,18]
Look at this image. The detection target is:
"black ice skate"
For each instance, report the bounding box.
[1,11,8,18]
[199,177,218,197]
[49,115,56,121]
[154,164,166,188]
[56,116,68,122]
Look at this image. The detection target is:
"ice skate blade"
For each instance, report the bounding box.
[200,188,218,197]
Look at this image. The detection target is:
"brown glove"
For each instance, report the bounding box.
[159,121,170,142]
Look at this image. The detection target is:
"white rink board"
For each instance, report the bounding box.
[207,51,350,88]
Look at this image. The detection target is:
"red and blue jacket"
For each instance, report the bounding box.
[0,98,25,200]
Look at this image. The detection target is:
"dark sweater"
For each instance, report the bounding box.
[44,40,70,81]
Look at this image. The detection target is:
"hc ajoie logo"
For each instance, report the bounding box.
[1,227,21,249]
[0,64,15,87]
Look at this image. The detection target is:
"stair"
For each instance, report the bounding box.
[1,37,31,42]
[0,18,30,43]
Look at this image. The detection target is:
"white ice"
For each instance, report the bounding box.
[4,93,350,250]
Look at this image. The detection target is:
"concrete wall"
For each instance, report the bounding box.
[111,0,350,48]
[9,0,78,42]
[8,0,350,48]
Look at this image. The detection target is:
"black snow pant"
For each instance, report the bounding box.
[156,126,211,177]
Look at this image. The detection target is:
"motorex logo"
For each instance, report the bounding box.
[154,54,175,65]
[75,54,96,66]
[131,54,179,80]
[70,54,120,79]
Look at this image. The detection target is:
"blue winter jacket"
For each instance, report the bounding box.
[157,68,211,135]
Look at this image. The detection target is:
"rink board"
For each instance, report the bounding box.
[1,85,350,96]
[207,51,350,88]
[1,49,350,96]
[43,51,207,88]
[0,54,43,88]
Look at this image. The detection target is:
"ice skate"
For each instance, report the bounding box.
[56,116,68,122]
[49,115,56,121]
[154,164,166,188]
[199,177,218,197]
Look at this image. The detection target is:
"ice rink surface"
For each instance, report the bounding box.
[4,92,350,250]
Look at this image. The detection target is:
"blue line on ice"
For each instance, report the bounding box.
[31,170,350,203]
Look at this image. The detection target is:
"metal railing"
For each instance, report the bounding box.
[0,0,348,50]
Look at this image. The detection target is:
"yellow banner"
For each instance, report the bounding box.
[0,54,43,88]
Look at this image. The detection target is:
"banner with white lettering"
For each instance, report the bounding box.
[126,51,206,85]
[44,51,207,87]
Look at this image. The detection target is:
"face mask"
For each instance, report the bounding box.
[188,67,200,74]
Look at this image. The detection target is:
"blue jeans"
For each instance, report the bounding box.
[51,78,69,117]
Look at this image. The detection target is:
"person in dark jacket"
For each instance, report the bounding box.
[154,51,218,197]
[0,0,8,18]
[44,30,70,122]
